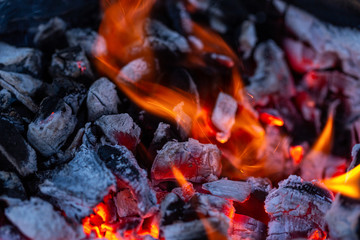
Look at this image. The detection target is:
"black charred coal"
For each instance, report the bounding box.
[87,77,120,122]
[98,144,158,217]
[0,119,37,176]
[5,197,81,240]
[33,17,68,52]
[39,146,116,220]
[265,175,333,240]
[0,42,42,77]
[49,46,94,81]
[0,171,26,200]
[0,71,43,112]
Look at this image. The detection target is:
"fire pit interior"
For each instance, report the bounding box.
[1,0,360,239]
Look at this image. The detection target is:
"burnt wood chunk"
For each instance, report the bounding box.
[0,70,43,112]
[98,145,158,217]
[33,17,67,51]
[0,42,42,77]
[27,97,77,157]
[202,179,251,203]
[5,198,80,240]
[0,171,26,200]
[95,114,141,151]
[39,146,116,220]
[325,144,360,240]
[0,119,37,176]
[49,46,94,80]
[230,214,267,240]
[146,19,190,54]
[114,189,140,217]
[66,28,98,57]
[247,40,295,105]
[265,175,333,240]
[151,138,221,183]
[87,77,120,121]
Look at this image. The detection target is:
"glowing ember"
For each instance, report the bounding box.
[321,164,360,199]
[259,112,284,127]
[290,145,304,165]
[308,229,326,240]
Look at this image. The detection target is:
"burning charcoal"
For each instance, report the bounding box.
[0,225,28,240]
[265,175,333,240]
[146,19,190,54]
[283,38,337,73]
[162,217,228,240]
[230,214,267,240]
[0,71,43,112]
[39,146,116,220]
[0,89,12,110]
[0,119,37,176]
[0,42,42,77]
[5,197,81,240]
[114,189,140,217]
[149,122,172,152]
[325,144,360,239]
[166,1,193,35]
[98,145,158,217]
[247,40,295,105]
[0,171,26,200]
[49,46,94,80]
[173,102,192,139]
[95,114,141,151]
[211,92,237,143]
[27,97,77,157]
[277,1,360,79]
[202,179,251,203]
[239,20,257,59]
[33,17,67,51]
[246,177,272,196]
[118,58,152,84]
[87,77,120,121]
[66,28,98,57]
[151,138,222,183]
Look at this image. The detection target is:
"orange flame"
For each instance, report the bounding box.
[312,112,334,154]
[290,145,304,165]
[259,112,284,127]
[321,164,360,199]
[172,166,195,197]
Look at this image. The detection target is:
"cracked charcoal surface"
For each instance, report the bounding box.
[0,119,37,176]
[265,175,333,240]
[87,77,120,121]
[152,138,221,183]
[0,225,29,240]
[98,144,157,217]
[202,179,251,203]
[27,97,77,157]
[231,214,267,240]
[39,146,116,220]
[5,198,80,240]
[66,28,98,57]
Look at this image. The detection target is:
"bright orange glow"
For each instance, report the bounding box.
[321,164,360,199]
[259,112,284,126]
[94,202,109,222]
[290,145,304,164]
[308,229,326,240]
[172,166,195,196]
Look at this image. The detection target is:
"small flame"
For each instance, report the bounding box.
[290,145,304,165]
[172,166,195,196]
[259,112,284,127]
[321,164,360,199]
[312,112,334,154]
